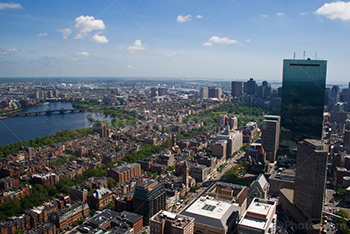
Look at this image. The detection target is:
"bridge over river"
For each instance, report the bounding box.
[2,108,91,118]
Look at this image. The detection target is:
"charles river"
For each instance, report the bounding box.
[0,102,110,146]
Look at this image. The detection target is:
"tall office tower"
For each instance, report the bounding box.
[151,87,158,97]
[200,87,209,99]
[158,87,167,96]
[280,59,327,156]
[294,139,328,224]
[245,78,257,96]
[261,81,270,99]
[231,81,242,97]
[208,87,222,98]
[262,115,281,163]
[330,85,341,102]
[344,119,350,149]
[93,122,108,137]
[53,90,59,98]
[35,90,45,100]
[348,82,350,110]
[133,179,166,225]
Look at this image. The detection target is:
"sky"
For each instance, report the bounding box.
[0,0,349,84]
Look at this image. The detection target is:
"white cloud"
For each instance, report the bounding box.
[127,40,145,53]
[276,12,285,16]
[202,42,212,47]
[260,14,269,18]
[203,36,238,47]
[246,39,251,43]
[70,58,78,61]
[76,52,90,56]
[0,3,22,10]
[73,15,105,39]
[57,28,72,39]
[177,15,192,23]
[37,32,48,37]
[209,36,238,44]
[196,15,203,19]
[0,48,19,55]
[315,1,350,21]
[90,33,109,43]
[166,51,178,57]
[300,12,308,16]
[127,65,133,69]
[58,15,108,42]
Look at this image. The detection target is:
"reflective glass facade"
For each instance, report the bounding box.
[280,59,327,157]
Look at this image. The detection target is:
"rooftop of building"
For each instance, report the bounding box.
[238,198,277,231]
[136,179,158,190]
[204,181,246,203]
[111,163,140,173]
[264,115,280,120]
[91,187,112,199]
[150,210,194,229]
[303,139,326,150]
[270,168,295,182]
[181,195,239,229]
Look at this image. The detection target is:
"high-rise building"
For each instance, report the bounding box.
[133,179,166,225]
[261,80,271,99]
[344,119,350,149]
[231,81,243,97]
[158,87,167,96]
[35,90,45,100]
[261,115,281,162]
[244,78,257,96]
[280,59,327,156]
[208,87,222,99]
[151,87,158,97]
[93,122,108,137]
[294,139,328,223]
[200,87,209,99]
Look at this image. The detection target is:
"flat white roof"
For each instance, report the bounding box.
[239,199,276,230]
[184,196,233,220]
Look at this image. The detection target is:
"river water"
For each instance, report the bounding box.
[0,102,110,146]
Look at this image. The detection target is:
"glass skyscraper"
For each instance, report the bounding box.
[279,59,327,158]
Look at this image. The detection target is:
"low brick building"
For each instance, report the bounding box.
[50,202,89,231]
[88,187,113,210]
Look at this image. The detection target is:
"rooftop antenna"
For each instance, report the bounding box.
[303,51,306,59]
[293,52,296,59]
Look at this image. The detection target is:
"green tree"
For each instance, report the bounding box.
[337,210,350,219]
[338,218,350,234]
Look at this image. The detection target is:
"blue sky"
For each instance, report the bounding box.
[0,0,349,84]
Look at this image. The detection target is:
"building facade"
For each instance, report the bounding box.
[231,81,243,98]
[280,59,327,156]
[294,139,328,223]
[132,179,166,225]
[261,115,281,162]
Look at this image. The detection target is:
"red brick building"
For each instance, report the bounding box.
[50,202,89,231]
[107,163,141,184]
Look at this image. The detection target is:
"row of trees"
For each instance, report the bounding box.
[186,102,279,129]
[0,128,93,158]
[122,140,173,163]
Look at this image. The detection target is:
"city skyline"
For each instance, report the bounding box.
[1,0,350,83]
